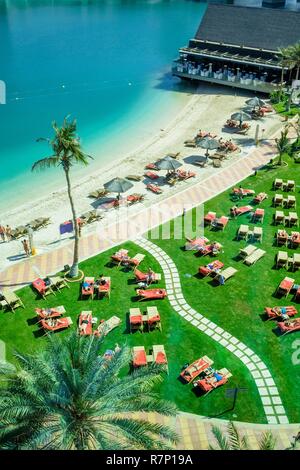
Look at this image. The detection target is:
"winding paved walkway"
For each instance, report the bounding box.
[134,236,289,425]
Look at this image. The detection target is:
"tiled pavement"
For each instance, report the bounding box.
[0,139,277,289]
[134,236,289,425]
[142,412,299,450]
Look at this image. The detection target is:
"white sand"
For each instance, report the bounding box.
[0,84,283,270]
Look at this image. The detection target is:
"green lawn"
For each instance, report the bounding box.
[1,156,299,424]
[150,155,300,423]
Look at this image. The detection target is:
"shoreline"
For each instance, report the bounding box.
[0,83,283,270]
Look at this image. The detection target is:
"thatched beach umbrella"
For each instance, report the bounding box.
[156,156,182,171]
[231,111,252,128]
[197,136,220,156]
[104,177,133,199]
[246,97,266,109]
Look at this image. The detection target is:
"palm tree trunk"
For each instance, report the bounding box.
[296,67,299,81]
[65,168,79,278]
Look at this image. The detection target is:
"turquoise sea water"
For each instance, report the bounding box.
[0,0,205,211]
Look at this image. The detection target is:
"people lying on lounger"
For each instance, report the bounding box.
[82,281,92,292]
[45,318,64,327]
[204,370,224,386]
[79,319,90,334]
[230,206,238,217]
[271,307,289,320]
[146,268,155,285]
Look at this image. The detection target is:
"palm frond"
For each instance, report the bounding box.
[210,425,231,450]
[259,431,276,450]
[31,156,60,172]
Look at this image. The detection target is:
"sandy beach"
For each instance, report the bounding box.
[0,84,283,270]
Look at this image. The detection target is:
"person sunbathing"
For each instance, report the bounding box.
[79,318,90,334]
[271,307,289,320]
[146,268,155,285]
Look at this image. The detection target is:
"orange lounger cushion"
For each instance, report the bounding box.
[41,317,72,331]
[196,376,228,392]
[130,315,143,324]
[155,351,167,364]
[136,289,167,299]
[133,350,147,367]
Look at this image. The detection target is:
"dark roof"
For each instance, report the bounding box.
[194,4,300,52]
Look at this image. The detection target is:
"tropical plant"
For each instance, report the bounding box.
[289,42,300,81]
[277,46,294,91]
[275,125,290,166]
[0,333,178,450]
[209,421,276,450]
[32,117,92,278]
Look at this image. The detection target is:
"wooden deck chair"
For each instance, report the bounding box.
[286,180,295,192]
[244,248,266,266]
[292,253,300,272]
[130,253,145,268]
[129,308,143,333]
[253,226,263,243]
[239,244,257,259]
[273,178,283,190]
[237,224,249,240]
[274,210,284,225]
[215,267,237,284]
[50,276,70,292]
[146,306,162,332]
[273,194,283,207]
[152,345,168,373]
[276,251,288,269]
[286,196,296,209]
[289,212,299,227]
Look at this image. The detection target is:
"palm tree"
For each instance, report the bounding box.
[209,421,276,451]
[275,125,290,166]
[32,117,92,278]
[289,42,300,81]
[0,333,178,450]
[277,46,294,92]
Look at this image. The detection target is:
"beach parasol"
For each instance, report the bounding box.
[104,177,133,199]
[246,97,266,109]
[156,156,182,171]
[231,111,252,128]
[197,136,220,156]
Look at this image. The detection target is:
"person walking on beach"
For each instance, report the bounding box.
[22,239,30,257]
[0,225,6,242]
[5,225,12,241]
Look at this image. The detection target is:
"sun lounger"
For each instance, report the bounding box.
[291,253,300,271]
[231,205,252,217]
[273,179,283,190]
[146,306,162,331]
[253,226,263,243]
[29,217,50,230]
[176,169,196,180]
[237,224,249,240]
[41,316,73,332]
[185,236,209,250]
[204,211,216,225]
[290,232,300,248]
[244,248,266,266]
[273,194,283,207]
[215,267,237,285]
[265,306,297,320]
[145,163,158,170]
[94,315,121,337]
[276,277,295,297]
[32,278,55,299]
[288,212,299,227]
[80,210,102,225]
[36,305,65,319]
[11,226,28,239]
[146,183,162,194]
[127,193,144,205]
[129,253,145,267]
[126,175,143,182]
[88,188,108,199]
[284,195,296,209]
[132,346,148,367]
[198,260,224,277]
[152,345,168,372]
[276,251,288,269]
[145,171,159,180]
[253,192,268,204]
[278,318,300,336]
[134,269,161,284]
[1,289,25,312]
[193,368,232,394]
[232,188,255,198]
[212,216,229,231]
[239,244,257,259]
[274,211,285,225]
[180,356,213,383]
[78,311,93,336]
[197,242,222,257]
[286,180,295,192]
[276,229,288,246]
[81,277,94,299]
[50,276,70,292]
[129,308,144,333]
[252,208,264,222]
[136,288,167,301]
[96,277,111,298]
[111,249,129,266]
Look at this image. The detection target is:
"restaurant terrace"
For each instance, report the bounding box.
[173,4,300,93]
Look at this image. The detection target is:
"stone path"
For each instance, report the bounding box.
[134,236,289,425]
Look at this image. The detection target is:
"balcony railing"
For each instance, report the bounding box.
[172,64,279,94]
